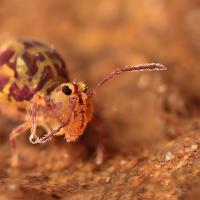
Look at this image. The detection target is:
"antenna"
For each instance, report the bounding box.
[88,63,167,98]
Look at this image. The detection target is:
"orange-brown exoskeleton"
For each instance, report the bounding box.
[0,38,167,166]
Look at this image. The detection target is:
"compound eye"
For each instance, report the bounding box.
[62,85,72,95]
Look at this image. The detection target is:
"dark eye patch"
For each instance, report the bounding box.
[83,86,88,92]
[62,85,72,95]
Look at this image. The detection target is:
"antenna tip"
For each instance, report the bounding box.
[155,63,167,70]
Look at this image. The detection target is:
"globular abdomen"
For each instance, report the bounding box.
[0,38,69,120]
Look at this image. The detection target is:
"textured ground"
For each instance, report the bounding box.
[0,0,200,199]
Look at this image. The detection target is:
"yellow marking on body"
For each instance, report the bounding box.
[0,64,15,77]
[10,41,24,63]
[0,39,66,106]
[0,39,69,121]
[4,40,24,51]
[0,40,24,63]
[15,46,64,93]
[16,57,31,89]
[2,82,11,96]
[27,47,63,93]
[29,46,61,77]
[0,65,15,97]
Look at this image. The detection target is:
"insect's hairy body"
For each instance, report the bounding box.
[0,38,69,120]
[0,38,167,167]
[0,38,94,164]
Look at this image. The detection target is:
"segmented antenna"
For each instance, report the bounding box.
[88,63,167,98]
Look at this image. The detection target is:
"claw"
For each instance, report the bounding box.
[29,134,39,144]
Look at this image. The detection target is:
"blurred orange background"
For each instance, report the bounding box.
[0,1,199,199]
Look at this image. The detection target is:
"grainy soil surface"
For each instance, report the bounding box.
[0,0,200,199]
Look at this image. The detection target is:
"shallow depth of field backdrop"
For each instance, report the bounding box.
[0,0,200,199]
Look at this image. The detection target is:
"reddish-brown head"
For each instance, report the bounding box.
[46,82,93,141]
[49,82,88,118]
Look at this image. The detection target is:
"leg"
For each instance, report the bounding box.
[9,122,31,167]
[29,94,49,144]
[91,116,104,165]
[36,95,78,144]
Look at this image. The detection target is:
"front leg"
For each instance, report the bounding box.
[9,122,31,167]
[36,95,78,144]
[91,116,104,165]
[29,94,49,144]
